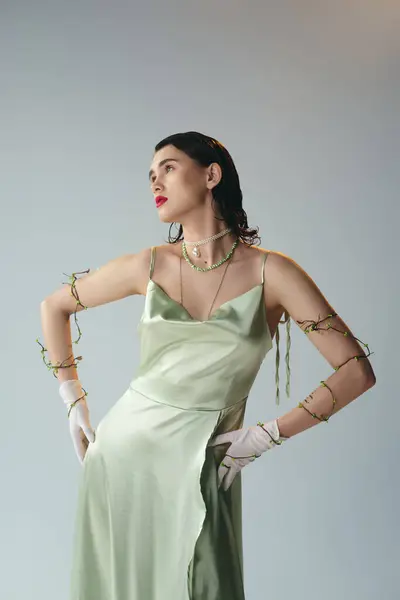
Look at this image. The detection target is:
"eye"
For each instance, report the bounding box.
[150,164,173,184]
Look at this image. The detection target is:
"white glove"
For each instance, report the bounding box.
[207,420,287,491]
[59,379,96,464]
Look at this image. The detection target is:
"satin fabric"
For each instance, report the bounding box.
[69,249,273,600]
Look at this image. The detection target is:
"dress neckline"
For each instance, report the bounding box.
[147,278,267,325]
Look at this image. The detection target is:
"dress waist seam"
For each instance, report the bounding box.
[128,382,249,412]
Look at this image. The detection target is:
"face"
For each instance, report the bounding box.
[148,144,221,223]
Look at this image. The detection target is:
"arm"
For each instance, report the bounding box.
[209,252,376,491]
[38,248,151,462]
[38,249,150,382]
[269,253,376,439]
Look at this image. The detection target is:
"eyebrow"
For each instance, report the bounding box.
[148,158,179,181]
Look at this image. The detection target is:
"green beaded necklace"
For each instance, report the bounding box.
[182,238,239,272]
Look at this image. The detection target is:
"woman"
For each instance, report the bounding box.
[39,131,376,600]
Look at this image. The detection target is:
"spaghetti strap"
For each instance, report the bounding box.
[259,250,291,405]
[149,246,156,279]
[274,309,291,406]
[261,251,270,285]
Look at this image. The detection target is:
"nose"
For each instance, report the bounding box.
[151,175,163,193]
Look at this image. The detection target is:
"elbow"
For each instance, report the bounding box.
[357,353,376,388]
[40,297,55,310]
[40,296,68,317]
[354,359,376,390]
[364,367,376,389]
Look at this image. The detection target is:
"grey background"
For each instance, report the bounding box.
[1,1,398,598]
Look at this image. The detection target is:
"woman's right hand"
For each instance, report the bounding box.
[59,380,96,464]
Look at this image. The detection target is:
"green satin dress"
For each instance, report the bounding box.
[69,247,276,600]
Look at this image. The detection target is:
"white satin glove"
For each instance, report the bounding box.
[207,420,287,491]
[59,379,96,464]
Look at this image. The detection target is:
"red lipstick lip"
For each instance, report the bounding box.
[155,196,168,207]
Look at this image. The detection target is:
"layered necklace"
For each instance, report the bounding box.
[180,228,239,320]
[182,227,239,272]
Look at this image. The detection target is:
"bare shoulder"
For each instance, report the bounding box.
[124,246,154,295]
[264,250,320,300]
[263,249,338,329]
[257,247,330,339]
[257,249,302,336]
[135,243,184,294]
[262,249,376,381]
[41,247,155,314]
[145,242,182,278]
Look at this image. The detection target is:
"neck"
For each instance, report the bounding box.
[181,227,239,265]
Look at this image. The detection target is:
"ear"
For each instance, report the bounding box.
[206,162,222,190]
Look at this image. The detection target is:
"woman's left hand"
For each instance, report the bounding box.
[207,420,283,491]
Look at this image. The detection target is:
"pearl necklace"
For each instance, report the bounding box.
[182,238,239,272]
[183,227,232,258]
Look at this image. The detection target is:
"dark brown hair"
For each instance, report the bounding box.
[154,131,261,247]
